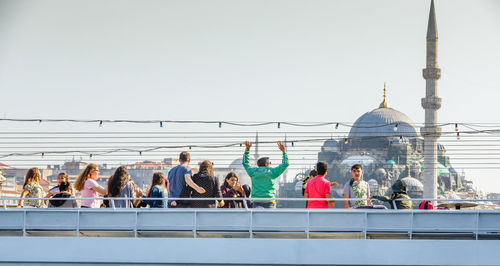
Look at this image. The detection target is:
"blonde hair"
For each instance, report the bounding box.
[74,163,98,191]
[23,167,41,189]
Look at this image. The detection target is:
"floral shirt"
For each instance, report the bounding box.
[343,180,371,208]
[25,182,45,207]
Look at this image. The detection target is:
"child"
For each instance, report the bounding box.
[304,162,339,209]
[145,172,169,208]
[17,168,45,208]
[48,181,79,208]
[74,164,107,208]
[343,164,371,209]
[46,172,73,198]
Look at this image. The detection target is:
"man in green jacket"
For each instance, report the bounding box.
[372,179,412,210]
[242,140,289,208]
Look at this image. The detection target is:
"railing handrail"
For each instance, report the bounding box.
[2,197,500,202]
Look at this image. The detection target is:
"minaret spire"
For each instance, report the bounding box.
[427,0,438,40]
[379,82,388,108]
[421,0,442,200]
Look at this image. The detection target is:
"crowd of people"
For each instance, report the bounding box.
[14,140,413,210]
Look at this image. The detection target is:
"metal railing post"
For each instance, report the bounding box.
[134,210,138,238]
[77,209,80,237]
[193,210,197,238]
[475,211,479,240]
[242,198,249,211]
[249,210,253,239]
[22,208,26,237]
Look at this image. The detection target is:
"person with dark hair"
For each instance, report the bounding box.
[48,182,79,208]
[372,179,412,209]
[46,172,73,198]
[186,160,223,208]
[304,162,339,209]
[220,172,246,208]
[302,169,317,196]
[107,166,143,208]
[145,172,168,208]
[167,151,206,207]
[242,141,289,208]
[343,164,371,209]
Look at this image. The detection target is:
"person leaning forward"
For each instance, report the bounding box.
[242,141,289,208]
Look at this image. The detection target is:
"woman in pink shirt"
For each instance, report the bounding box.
[74,163,107,208]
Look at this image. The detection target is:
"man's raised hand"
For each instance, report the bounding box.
[244,141,252,150]
[277,141,286,152]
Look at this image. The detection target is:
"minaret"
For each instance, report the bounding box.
[421,0,442,200]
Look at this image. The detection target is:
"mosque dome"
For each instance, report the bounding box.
[348,107,418,139]
[348,85,418,139]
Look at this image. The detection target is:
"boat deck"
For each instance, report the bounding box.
[1,208,500,265]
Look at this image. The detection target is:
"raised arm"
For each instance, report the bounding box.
[242,141,256,175]
[270,141,289,178]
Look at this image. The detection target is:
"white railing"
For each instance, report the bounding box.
[3,196,500,210]
[1,197,500,240]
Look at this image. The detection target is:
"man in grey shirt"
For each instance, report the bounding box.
[343,164,371,208]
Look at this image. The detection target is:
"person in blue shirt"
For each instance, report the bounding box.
[168,151,205,207]
[145,172,168,208]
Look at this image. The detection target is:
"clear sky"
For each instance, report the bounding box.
[0,0,499,193]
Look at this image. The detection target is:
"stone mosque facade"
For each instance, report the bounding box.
[316,0,473,200]
[318,90,469,198]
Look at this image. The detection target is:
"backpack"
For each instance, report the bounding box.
[419,200,433,209]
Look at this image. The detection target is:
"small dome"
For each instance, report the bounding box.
[437,143,446,151]
[322,139,340,152]
[411,161,422,168]
[392,136,409,145]
[341,156,375,169]
[400,177,424,191]
[375,168,387,176]
[228,156,255,169]
[386,160,396,165]
[348,107,418,139]
[367,179,379,186]
[323,139,340,147]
